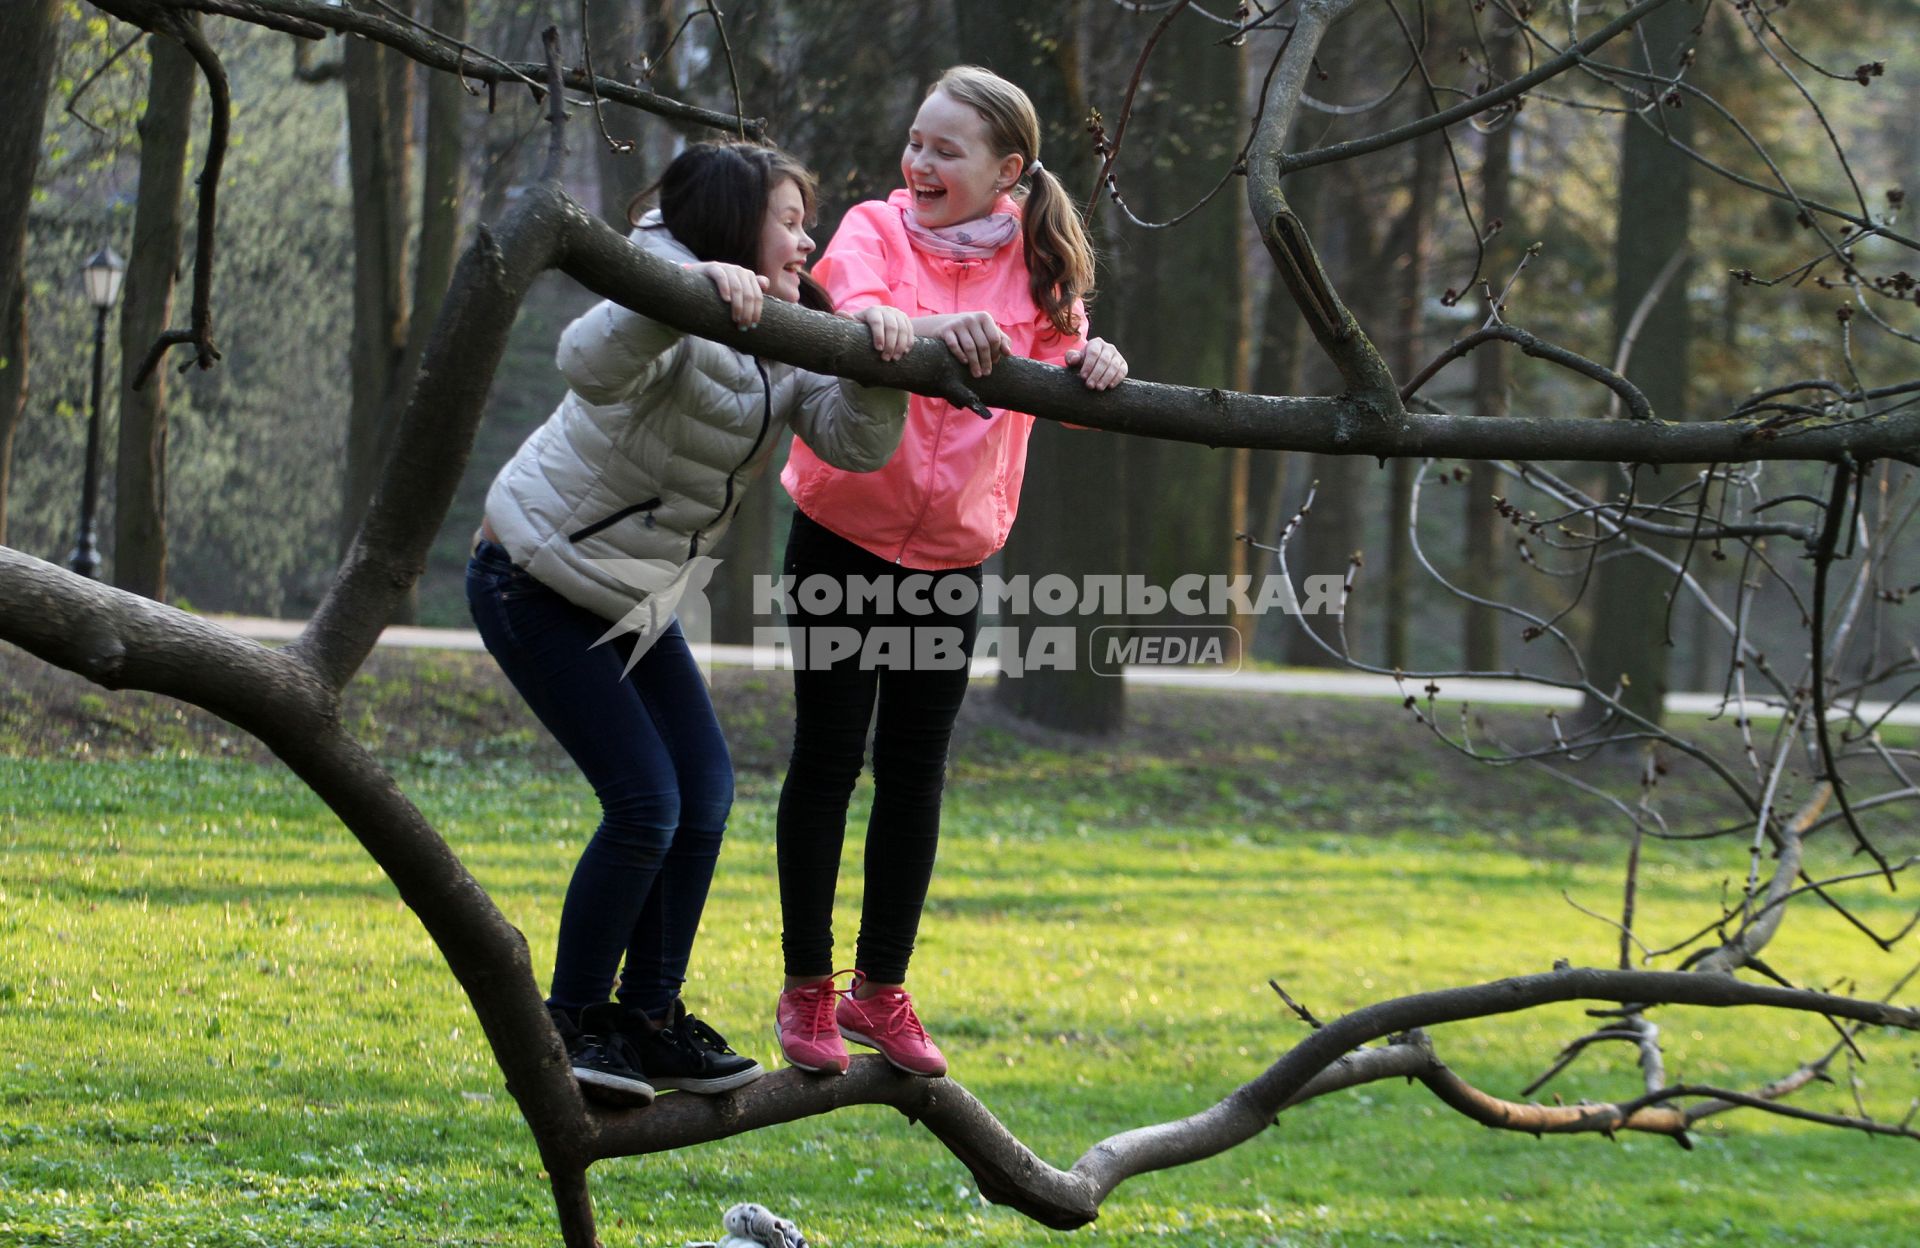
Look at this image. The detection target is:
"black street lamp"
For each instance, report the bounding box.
[68,245,125,579]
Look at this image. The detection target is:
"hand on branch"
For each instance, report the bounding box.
[849,305,913,361]
[686,261,769,330]
[915,311,1012,378]
[1066,337,1128,391]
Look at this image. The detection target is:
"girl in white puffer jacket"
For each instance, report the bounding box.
[467,142,910,1109]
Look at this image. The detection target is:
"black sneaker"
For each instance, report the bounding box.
[551,1003,655,1107]
[626,1000,765,1094]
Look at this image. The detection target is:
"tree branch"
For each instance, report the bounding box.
[1402,324,1652,420]
[99,0,765,138]
[125,9,226,385]
[585,967,1920,1228]
[1276,0,1682,177]
[1243,0,1402,405]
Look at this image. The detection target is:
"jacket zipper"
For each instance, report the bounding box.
[567,497,662,543]
[894,259,973,563]
[689,358,776,560]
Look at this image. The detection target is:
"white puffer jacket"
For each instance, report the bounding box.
[484,214,907,628]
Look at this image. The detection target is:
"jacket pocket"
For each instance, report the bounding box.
[567,496,663,543]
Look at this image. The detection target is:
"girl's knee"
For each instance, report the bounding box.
[597,789,682,853]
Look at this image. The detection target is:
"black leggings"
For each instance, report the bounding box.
[776,509,983,984]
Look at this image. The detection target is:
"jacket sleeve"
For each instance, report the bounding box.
[554,298,683,406]
[784,369,908,473]
[811,203,906,315]
[1028,297,1090,367]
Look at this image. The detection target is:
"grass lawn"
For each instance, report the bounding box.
[2,654,1916,1246]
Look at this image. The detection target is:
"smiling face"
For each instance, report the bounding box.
[900,89,1025,230]
[755,177,815,303]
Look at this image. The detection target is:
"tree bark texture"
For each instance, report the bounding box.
[113,31,199,600]
[339,26,415,564]
[0,0,63,546]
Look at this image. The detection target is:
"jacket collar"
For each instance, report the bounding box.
[629,210,700,265]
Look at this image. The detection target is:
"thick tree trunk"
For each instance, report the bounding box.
[339,26,415,565]
[0,239,26,553]
[1465,19,1518,671]
[113,31,198,601]
[1112,11,1243,620]
[1386,129,1438,669]
[954,0,1128,734]
[412,0,465,345]
[586,0,675,226]
[1581,1,1695,725]
[0,0,63,546]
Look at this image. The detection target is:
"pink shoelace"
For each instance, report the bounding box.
[800,981,840,1034]
[788,971,853,1035]
[854,987,927,1041]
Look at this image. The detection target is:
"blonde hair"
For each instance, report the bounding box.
[929,65,1095,338]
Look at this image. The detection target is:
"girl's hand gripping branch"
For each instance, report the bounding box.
[851,305,914,361]
[1064,337,1127,391]
[915,310,1013,378]
[685,260,770,331]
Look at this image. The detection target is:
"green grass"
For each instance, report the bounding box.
[3,747,1915,1248]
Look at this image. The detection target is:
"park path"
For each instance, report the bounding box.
[208,616,1920,727]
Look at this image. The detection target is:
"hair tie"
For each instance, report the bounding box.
[1027,158,1044,177]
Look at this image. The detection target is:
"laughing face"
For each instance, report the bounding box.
[900,89,1025,231]
[756,176,815,303]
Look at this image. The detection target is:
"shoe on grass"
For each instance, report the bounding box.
[775,979,850,1074]
[627,1000,764,1094]
[552,1002,654,1107]
[835,975,946,1077]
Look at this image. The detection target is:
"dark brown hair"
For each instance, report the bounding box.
[928,66,1095,337]
[628,141,834,313]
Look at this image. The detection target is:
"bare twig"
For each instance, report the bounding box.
[64,29,145,136]
[1276,0,1681,177]
[131,11,226,385]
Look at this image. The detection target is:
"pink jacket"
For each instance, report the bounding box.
[781,189,1087,569]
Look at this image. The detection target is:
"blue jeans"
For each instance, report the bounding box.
[466,540,733,1017]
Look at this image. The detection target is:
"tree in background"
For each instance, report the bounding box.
[0,0,64,547]
[1463,10,1518,672]
[1580,0,1699,725]
[112,27,196,600]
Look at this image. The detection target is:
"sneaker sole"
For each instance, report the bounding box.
[773,1024,849,1074]
[651,1061,767,1095]
[573,1066,656,1106]
[837,1025,947,1077]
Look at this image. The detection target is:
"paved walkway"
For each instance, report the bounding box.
[207,615,1920,726]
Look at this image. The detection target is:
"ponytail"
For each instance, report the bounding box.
[1019,164,1096,338]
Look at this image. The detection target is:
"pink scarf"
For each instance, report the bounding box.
[900,208,1021,260]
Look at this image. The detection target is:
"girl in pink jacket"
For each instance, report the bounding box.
[774,65,1128,1077]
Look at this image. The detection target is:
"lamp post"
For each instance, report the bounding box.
[68,245,125,579]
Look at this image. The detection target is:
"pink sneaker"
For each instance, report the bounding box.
[776,980,849,1074]
[835,977,947,1077]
